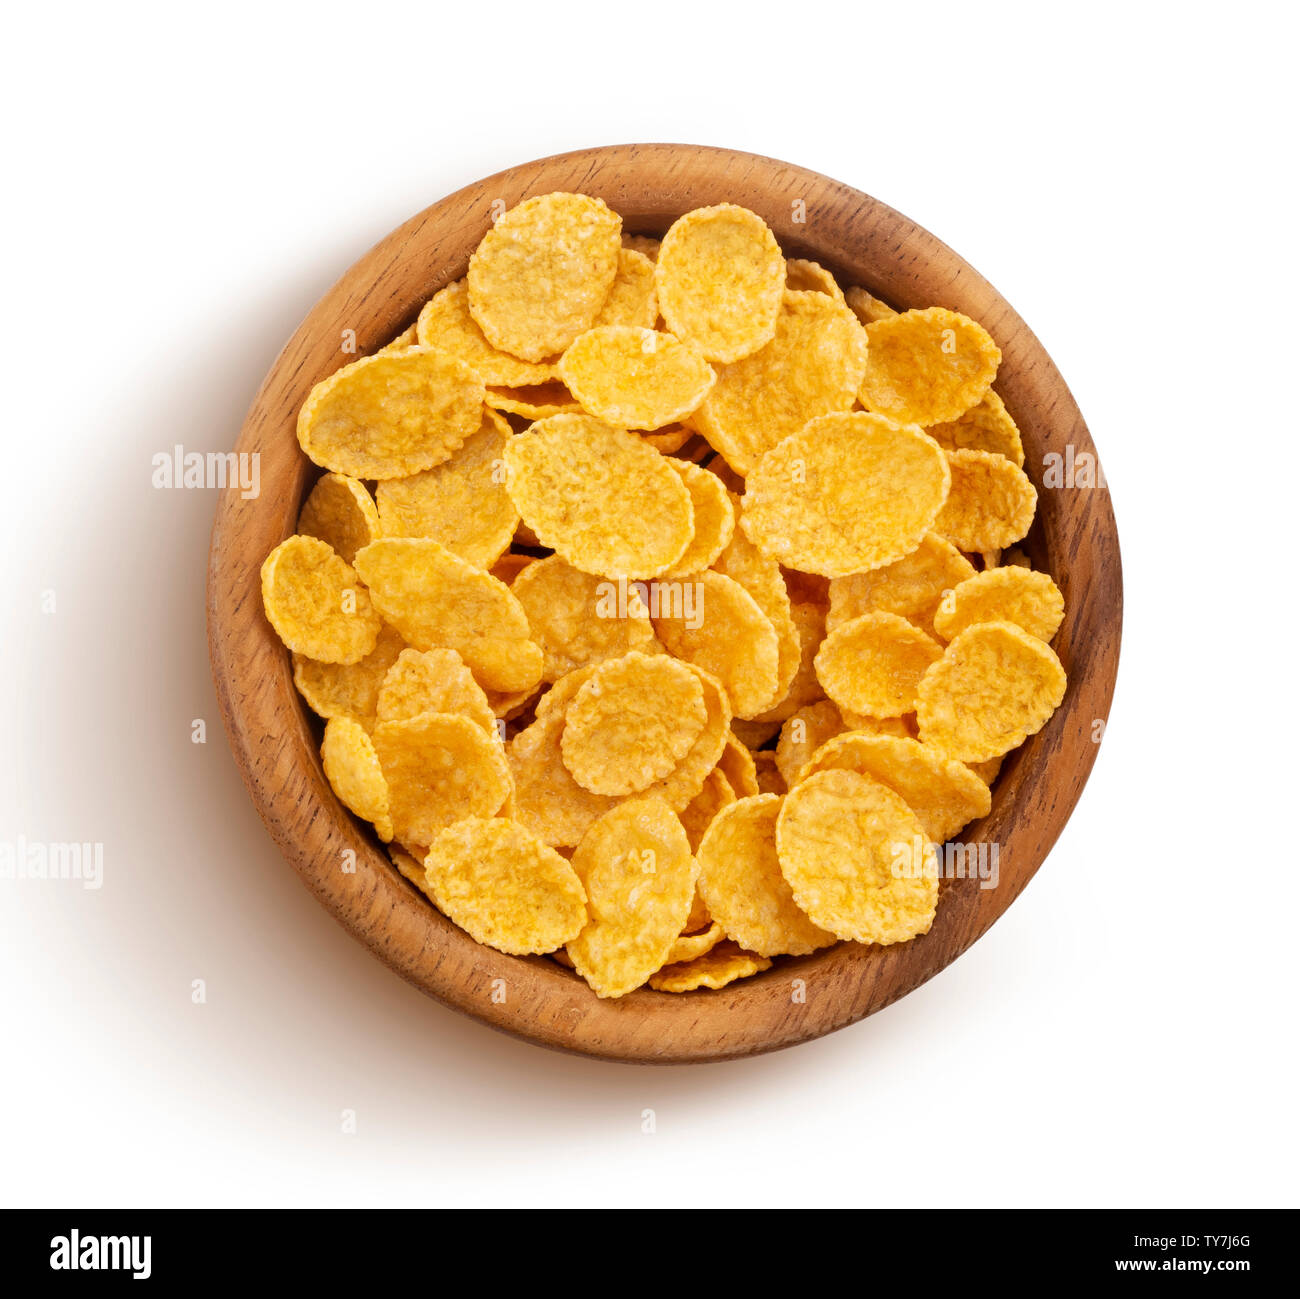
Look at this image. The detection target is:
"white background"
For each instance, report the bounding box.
[2,0,1295,1209]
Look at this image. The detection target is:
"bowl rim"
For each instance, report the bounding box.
[207,143,1123,1064]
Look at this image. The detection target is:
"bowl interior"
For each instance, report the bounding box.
[208,144,1121,1063]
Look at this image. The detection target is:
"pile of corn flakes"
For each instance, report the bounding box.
[261,193,1067,999]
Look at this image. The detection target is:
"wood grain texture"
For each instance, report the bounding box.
[206,144,1122,1064]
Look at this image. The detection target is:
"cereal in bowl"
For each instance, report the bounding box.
[261,193,1067,998]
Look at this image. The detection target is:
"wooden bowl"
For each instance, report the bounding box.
[207,144,1122,1063]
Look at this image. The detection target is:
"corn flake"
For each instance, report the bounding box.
[741,412,951,577]
[717,734,760,798]
[859,307,1001,426]
[711,508,802,704]
[844,286,898,325]
[933,566,1065,643]
[684,888,712,933]
[656,204,785,362]
[389,842,440,908]
[621,234,661,262]
[262,534,382,664]
[934,449,1037,553]
[503,414,693,578]
[928,390,1025,467]
[815,611,943,718]
[917,621,1066,762]
[776,768,938,945]
[297,348,484,479]
[376,647,498,734]
[354,537,541,693]
[566,798,698,998]
[561,651,708,796]
[373,712,511,846]
[664,461,736,577]
[594,248,659,329]
[321,716,393,841]
[484,382,583,419]
[652,571,780,718]
[649,940,772,992]
[486,683,541,722]
[375,323,418,355]
[663,920,726,965]
[297,473,380,565]
[754,750,786,795]
[820,712,912,757]
[559,325,714,430]
[636,662,732,812]
[785,258,844,301]
[775,699,847,788]
[423,818,587,955]
[467,191,622,361]
[641,424,692,453]
[750,598,827,724]
[969,755,1004,784]
[679,765,738,852]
